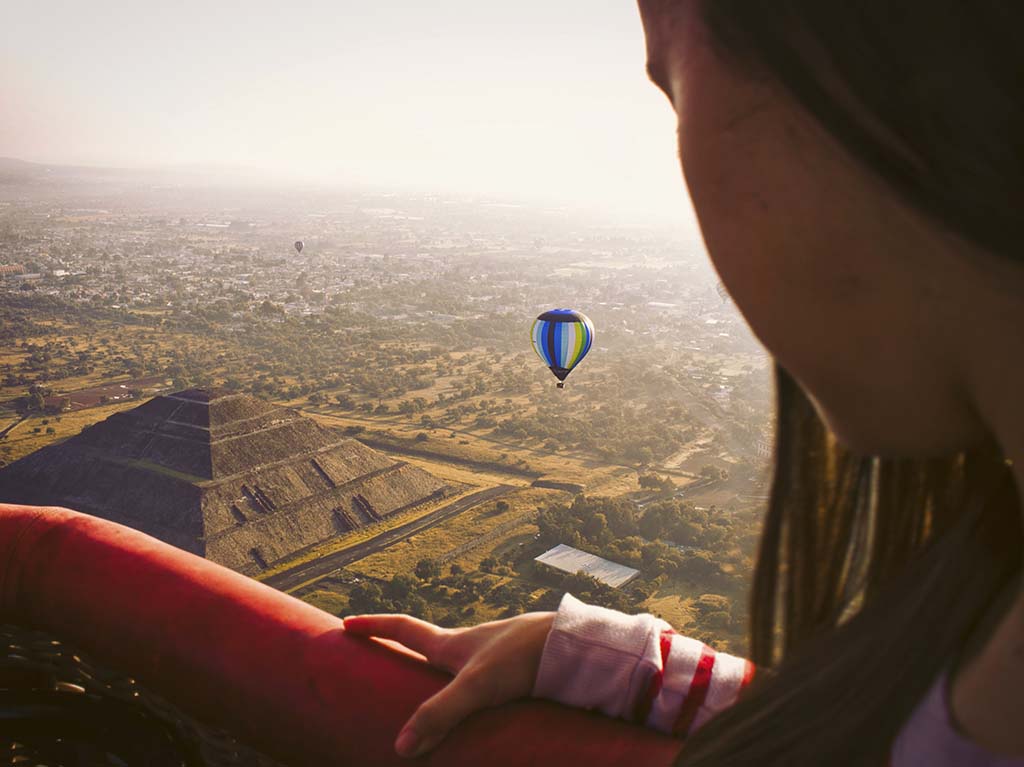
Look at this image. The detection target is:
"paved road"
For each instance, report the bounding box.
[262,484,514,592]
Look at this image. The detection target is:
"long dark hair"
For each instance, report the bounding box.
[674,4,1024,765]
[678,366,1020,766]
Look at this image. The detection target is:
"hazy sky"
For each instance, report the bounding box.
[3,1,695,221]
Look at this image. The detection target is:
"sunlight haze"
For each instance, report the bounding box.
[3,1,691,220]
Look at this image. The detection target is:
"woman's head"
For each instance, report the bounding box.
[636,0,1024,461]
[632,4,1024,765]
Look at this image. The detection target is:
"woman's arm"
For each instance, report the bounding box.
[344,592,755,758]
[534,593,755,737]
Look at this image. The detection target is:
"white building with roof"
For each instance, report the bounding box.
[534,544,640,589]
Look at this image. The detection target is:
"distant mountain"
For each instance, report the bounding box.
[0,157,52,183]
[0,156,296,187]
[0,389,452,574]
[0,157,47,172]
[0,156,142,185]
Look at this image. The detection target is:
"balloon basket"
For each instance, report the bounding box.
[0,623,284,766]
[556,382,565,389]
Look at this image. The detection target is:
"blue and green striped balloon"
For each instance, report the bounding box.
[531,309,594,388]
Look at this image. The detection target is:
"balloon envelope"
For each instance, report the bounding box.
[531,309,594,384]
[294,240,304,254]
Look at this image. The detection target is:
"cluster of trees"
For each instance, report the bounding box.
[494,400,696,466]
[23,383,50,412]
[334,500,744,632]
[220,312,457,403]
[692,593,735,633]
[639,499,737,550]
[699,464,730,481]
[531,495,756,648]
[638,473,677,492]
[2,284,770,469]
[3,270,771,484]
[353,554,685,629]
[346,575,431,621]
[530,571,637,614]
[345,559,530,626]
[1,300,213,407]
[536,495,745,588]
[400,555,640,624]
[27,293,713,468]
[2,295,154,334]
[3,340,98,390]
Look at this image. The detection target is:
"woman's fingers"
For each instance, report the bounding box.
[345,615,495,757]
[344,611,556,758]
[343,614,452,668]
[394,667,495,758]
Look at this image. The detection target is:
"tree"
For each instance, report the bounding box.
[414,558,441,581]
[639,473,676,493]
[404,594,432,621]
[639,473,662,490]
[629,579,656,601]
[384,574,418,601]
[635,446,655,466]
[679,550,719,580]
[28,390,45,411]
[257,299,282,316]
[556,572,635,613]
[583,512,608,541]
[347,582,384,614]
[700,464,724,480]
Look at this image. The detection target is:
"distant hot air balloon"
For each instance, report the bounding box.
[716,281,729,303]
[294,240,304,254]
[531,309,594,389]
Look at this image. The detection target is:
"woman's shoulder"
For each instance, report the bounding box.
[891,671,1024,767]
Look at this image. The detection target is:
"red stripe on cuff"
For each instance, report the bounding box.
[632,628,675,725]
[671,644,716,737]
[740,659,756,690]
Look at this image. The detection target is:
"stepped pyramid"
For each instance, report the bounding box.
[0,389,450,574]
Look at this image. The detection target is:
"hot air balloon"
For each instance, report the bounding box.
[294,240,304,254]
[716,281,729,303]
[531,309,594,388]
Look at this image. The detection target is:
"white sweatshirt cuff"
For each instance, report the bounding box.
[532,592,672,720]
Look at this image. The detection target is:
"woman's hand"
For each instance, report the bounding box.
[342,610,555,758]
